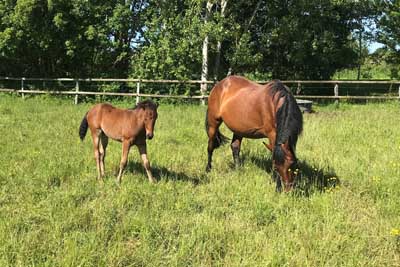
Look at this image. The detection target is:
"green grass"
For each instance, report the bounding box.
[0,94,399,266]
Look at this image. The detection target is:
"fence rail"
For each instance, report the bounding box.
[1,77,400,104]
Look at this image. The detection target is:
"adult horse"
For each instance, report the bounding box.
[205,76,303,192]
[79,100,158,184]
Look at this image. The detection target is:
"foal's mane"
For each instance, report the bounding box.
[132,100,158,110]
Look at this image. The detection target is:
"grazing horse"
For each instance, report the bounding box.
[205,76,303,192]
[79,100,158,184]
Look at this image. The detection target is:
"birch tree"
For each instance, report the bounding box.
[200,1,214,104]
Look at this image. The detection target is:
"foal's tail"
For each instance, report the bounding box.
[79,113,89,141]
[271,81,303,164]
[205,109,229,149]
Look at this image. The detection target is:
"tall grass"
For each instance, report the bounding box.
[0,94,399,266]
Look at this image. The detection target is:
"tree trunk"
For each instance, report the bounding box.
[357,28,362,81]
[214,0,228,81]
[200,1,214,105]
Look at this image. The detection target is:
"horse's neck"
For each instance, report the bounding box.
[130,109,144,124]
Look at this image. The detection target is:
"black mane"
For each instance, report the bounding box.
[268,80,303,164]
[132,100,158,110]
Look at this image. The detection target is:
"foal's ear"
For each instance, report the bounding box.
[155,102,159,108]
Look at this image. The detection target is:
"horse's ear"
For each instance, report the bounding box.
[156,102,159,108]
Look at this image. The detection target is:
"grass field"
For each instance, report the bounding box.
[0,94,399,266]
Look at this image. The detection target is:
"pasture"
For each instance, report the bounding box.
[0,94,399,266]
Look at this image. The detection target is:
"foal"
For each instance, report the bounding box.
[79,100,158,184]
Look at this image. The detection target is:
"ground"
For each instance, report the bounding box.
[0,94,399,266]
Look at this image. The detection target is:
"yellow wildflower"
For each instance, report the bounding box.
[390,228,400,236]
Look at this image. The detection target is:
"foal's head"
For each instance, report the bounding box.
[135,100,158,140]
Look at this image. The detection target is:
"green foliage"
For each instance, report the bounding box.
[378,1,400,79]
[0,0,145,78]
[0,94,400,265]
[0,0,396,81]
[130,0,204,80]
[333,48,399,80]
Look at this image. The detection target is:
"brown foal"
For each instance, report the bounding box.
[205,76,303,192]
[79,100,158,184]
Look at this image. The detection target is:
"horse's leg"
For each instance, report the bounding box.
[99,133,108,177]
[206,119,223,172]
[264,131,276,152]
[266,131,282,191]
[90,129,102,181]
[116,140,131,184]
[137,144,156,183]
[231,134,242,168]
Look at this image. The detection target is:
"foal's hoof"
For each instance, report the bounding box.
[205,165,211,172]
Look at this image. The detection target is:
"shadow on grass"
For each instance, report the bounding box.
[247,152,340,196]
[126,161,205,185]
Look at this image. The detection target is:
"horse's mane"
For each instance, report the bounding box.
[267,80,303,164]
[132,100,158,110]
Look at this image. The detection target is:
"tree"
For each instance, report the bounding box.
[377,0,400,78]
[130,0,204,80]
[0,0,147,77]
[0,0,389,81]
[200,0,213,103]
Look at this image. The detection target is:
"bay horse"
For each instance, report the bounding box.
[205,76,303,192]
[79,100,158,184]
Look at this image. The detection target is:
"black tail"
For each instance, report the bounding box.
[205,109,229,149]
[271,81,303,164]
[79,113,89,141]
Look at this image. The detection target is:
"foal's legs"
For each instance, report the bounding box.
[90,129,102,181]
[99,133,108,177]
[137,144,156,183]
[117,140,131,184]
[231,134,242,168]
[206,117,223,172]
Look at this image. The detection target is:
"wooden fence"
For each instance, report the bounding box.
[1,77,400,104]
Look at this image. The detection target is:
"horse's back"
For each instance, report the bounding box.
[208,76,275,138]
[86,103,130,138]
[210,76,260,96]
[87,103,114,125]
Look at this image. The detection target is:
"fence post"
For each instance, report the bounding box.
[136,80,141,104]
[398,84,400,101]
[200,81,207,105]
[334,83,339,104]
[296,82,301,95]
[21,77,25,99]
[74,80,79,105]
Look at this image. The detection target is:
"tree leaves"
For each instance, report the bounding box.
[0,0,391,80]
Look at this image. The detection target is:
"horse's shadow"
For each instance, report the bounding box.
[125,161,205,185]
[246,152,340,196]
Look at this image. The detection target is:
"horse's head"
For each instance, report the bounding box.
[273,142,298,192]
[136,100,158,140]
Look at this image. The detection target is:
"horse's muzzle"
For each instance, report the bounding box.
[146,133,154,140]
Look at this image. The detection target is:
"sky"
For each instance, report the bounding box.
[368,41,384,53]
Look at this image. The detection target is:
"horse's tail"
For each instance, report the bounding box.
[79,112,89,141]
[205,109,229,149]
[271,80,303,164]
